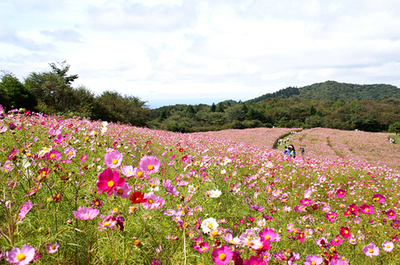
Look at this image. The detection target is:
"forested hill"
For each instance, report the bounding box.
[247,81,400,103]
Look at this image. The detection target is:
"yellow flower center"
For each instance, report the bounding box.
[108,181,114,188]
[219,253,226,261]
[68,151,73,155]
[112,159,118,165]
[104,222,110,226]
[365,208,369,212]
[137,171,143,178]
[50,154,55,158]
[95,201,99,205]
[312,262,316,265]
[369,249,373,253]
[208,223,213,229]
[387,245,391,248]
[211,230,218,237]
[148,199,153,204]
[148,165,154,171]
[16,253,26,261]
[51,245,56,250]
[265,235,270,240]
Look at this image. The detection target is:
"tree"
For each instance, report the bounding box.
[210,103,216,112]
[49,61,79,85]
[25,72,75,113]
[0,72,37,111]
[389,122,400,135]
[92,91,150,126]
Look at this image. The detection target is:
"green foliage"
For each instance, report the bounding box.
[248,81,400,104]
[92,91,150,127]
[0,72,37,111]
[389,122,400,135]
[49,60,79,85]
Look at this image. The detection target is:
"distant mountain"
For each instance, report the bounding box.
[247,81,400,103]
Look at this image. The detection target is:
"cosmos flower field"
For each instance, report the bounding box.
[1,107,400,264]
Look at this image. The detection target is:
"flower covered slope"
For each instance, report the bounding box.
[291,128,400,173]
[1,107,400,264]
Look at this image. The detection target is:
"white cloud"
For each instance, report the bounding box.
[1,0,400,108]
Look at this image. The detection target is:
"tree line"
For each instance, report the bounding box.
[0,61,150,126]
[148,97,400,133]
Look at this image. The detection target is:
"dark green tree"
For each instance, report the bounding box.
[210,103,216,112]
[92,91,150,126]
[25,72,75,113]
[0,72,37,111]
[389,122,400,135]
[49,61,79,85]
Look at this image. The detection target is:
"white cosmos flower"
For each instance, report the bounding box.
[209,189,222,198]
[201,217,219,234]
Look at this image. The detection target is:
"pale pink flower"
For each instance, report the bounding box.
[46,242,60,254]
[73,206,99,220]
[104,150,123,169]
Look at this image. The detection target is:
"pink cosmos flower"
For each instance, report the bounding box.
[326,211,337,223]
[73,206,99,220]
[391,220,400,229]
[18,200,33,220]
[80,154,88,163]
[363,242,379,258]
[139,156,160,174]
[339,226,351,239]
[244,255,265,265]
[113,183,132,199]
[300,198,312,206]
[142,192,165,210]
[344,204,358,216]
[372,193,386,203]
[45,150,61,161]
[104,150,123,169]
[6,244,36,265]
[120,165,134,178]
[211,245,234,265]
[96,168,125,196]
[259,227,280,242]
[386,209,397,219]
[336,188,346,198]
[359,204,374,215]
[64,147,77,158]
[331,235,344,246]
[316,237,328,247]
[382,241,394,252]
[46,242,59,254]
[304,255,323,265]
[197,242,210,253]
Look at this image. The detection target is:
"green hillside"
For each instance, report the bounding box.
[248,80,400,103]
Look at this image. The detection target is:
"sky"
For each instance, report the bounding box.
[1,0,400,109]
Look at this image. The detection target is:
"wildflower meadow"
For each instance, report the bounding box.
[1,105,400,264]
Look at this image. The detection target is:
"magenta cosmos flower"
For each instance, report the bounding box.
[336,188,346,198]
[386,209,397,219]
[96,168,125,196]
[372,193,386,203]
[73,206,99,220]
[104,150,123,169]
[6,244,36,265]
[211,245,234,265]
[326,211,337,223]
[139,156,161,174]
[363,242,379,258]
[359,204,375,215]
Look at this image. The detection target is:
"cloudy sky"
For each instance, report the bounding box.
[1,0,400,108]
